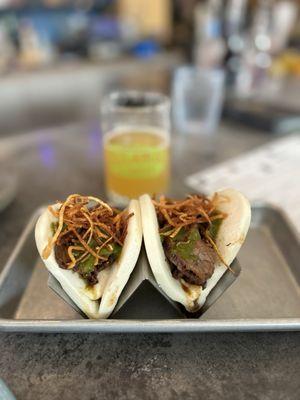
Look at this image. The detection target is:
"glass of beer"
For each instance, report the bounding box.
[101,91,170,205]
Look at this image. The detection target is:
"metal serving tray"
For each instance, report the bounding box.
[0,204,299,332]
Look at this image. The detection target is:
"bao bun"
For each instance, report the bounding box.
[139,189,251,311]
[35,199,142,319]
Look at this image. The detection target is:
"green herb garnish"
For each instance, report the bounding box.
[208,218,222,241]
[50,222,58,236]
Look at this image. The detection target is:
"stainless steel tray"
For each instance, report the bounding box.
[0,204,299,332]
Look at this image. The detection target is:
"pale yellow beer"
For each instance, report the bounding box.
[101,91,170,204]
[104,128,170,199]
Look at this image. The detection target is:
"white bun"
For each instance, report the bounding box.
[140,189,251,311]
[35,199,142,319]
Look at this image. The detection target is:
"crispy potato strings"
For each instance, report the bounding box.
[153,194,225,232]
[42,194,131,270]
[154,194,231,271]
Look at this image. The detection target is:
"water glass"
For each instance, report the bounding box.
[172,66,225,136]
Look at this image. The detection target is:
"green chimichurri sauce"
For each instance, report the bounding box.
[75,239,121,280]
[160,214,222,262]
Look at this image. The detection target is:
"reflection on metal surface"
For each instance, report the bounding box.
[38,141,56,169]
[87,122,102,158]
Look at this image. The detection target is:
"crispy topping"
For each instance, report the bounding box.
[42,194,132,272]
[154,193,225,232]
[154,194,231,271]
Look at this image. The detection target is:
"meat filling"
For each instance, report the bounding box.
[163,225,216,287]
[44,195,129,287]
[54,231,120,286]
[154,194,225,289]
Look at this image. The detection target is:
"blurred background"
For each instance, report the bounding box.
[0,0,299,135]
[0,0,299,219]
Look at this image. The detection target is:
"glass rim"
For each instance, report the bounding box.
[102,90,170,113]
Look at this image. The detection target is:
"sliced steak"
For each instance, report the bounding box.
[164,228,216,287]
[54,231,74,269]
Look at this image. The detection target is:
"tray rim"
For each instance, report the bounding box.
[0,203,299,333]
[0,318,300,333]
